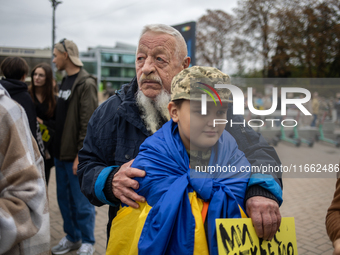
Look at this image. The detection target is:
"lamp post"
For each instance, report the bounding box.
[50,0,62,74]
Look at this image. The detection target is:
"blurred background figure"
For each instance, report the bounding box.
[0,56,45,156]
[311,92,320,127]
[334,97,340,125]
[29,63,57,185]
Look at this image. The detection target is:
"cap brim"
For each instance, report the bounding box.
[69,55,83,67]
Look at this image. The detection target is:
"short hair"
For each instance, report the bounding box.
[0,57,29,80]
[139,24,188,64]
[172,99,186,109]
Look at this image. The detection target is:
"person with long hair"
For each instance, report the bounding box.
[29,63,57,185]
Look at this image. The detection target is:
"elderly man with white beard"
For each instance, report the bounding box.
[77,24,283,244]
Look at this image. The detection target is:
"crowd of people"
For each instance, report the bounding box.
[245,90,340,127]
[0,23,338,255]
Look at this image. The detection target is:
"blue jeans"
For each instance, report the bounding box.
[311,114,318,127]
[54,158,95,244]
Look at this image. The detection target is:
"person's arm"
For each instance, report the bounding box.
[19,94,38,141]
[326,178,340,255]
[78,91,146,208]
[42,95,58,129]
[77,117,118,206]
[78,78,98,153]
[74,78,98,177]
[78,109,145,207]
[226,103,282,240]
[0,97,48,253]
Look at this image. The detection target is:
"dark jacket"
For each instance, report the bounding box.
[1,78,44,155]
[327,178,340,243]
[33,94,58,158]
[78,77,283,238]
[59,68,98,161]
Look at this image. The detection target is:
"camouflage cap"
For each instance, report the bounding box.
[171,66,232,102]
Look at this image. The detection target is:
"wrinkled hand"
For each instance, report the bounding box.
[72,155,79,175]
[246,196,281,241]
[333,239,340,255]
[112,159,146,209]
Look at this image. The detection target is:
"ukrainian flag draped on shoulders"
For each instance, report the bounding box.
[107,120,252,255]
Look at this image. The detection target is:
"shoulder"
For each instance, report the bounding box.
[220,130,237,142]
[217,130,239,152]
[0,92,26,129]
[88,92,123,130]
[79,69,97,87]
[88,79,136,130]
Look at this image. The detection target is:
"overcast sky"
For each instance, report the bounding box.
[1,0,238,52]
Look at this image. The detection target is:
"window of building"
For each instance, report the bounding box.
[122,54,135,64]
[83,61,97,75]
[121,67,136,78]
[101,67,121,77]
[101,53,122,63]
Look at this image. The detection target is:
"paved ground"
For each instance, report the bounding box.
[48,171,109,255]
[48,141,340,254]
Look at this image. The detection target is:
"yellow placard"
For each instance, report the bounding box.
[216,217,298,255]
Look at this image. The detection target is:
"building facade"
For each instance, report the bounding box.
[0,47,51,80]
[80,42,136,90]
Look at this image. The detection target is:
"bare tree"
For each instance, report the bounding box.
[196,10,235,70]
[234,0,278,77]
[270,0,340,77]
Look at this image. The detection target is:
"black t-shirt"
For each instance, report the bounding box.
[54,73,78,160]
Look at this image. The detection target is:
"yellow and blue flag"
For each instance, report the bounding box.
[107,120,251,255]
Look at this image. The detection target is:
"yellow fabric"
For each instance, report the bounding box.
[239,205,248,218]
[106,202,151,255]
[188,192,210,255]
[106,192,246,255]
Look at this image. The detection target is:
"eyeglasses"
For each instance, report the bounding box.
[59,38,68,53]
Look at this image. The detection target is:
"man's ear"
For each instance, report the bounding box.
[63,51,68,60]
[182,56,191,69]
[168,101,179,123]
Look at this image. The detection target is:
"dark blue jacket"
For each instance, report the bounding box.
[78,77,282,237]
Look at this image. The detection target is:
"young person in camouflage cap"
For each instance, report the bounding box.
[106,66,253,255]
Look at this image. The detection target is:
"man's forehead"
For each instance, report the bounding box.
[137,44,172,55]
[137,32,176,52]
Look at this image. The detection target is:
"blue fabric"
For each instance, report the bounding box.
[130,120,251,255]
[311,113,318,127]
[248,173,283,205]
[55,158,96,244]
[94,166,118,207]
[78,78,283,244]
[226,103,283,189]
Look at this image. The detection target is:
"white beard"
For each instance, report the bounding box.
[136,89,171,134]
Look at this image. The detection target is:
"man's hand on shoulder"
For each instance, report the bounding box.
[246,196,281,241]
[112,159,146,209]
